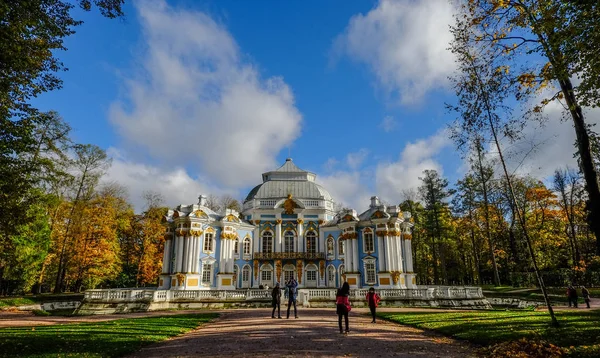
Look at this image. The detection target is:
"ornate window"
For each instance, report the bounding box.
[327,265,336,287]
[243,237,251,256]
[305,264,318,287]
[363,231,374,253]
[233,265,239,288]
[260,264,273,285]
[338,238,344,256]
[203,233,214,252]
[201,263,213,284]
[262,231,273,253]
[339,264,345,284]
[306,231,317,254]
[283,264,295,282]
[363,258,376,285]
[234,238,239,256]
[284,231,294,253]
[326,237,334,257]
[242,265,251,288]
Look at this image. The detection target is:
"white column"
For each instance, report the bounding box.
[297,221,304,252]
[385,236,393,271]
[176,236,184,273]
[187,237,195,273]
[253,226,260,255]
[394,236,403,272]
[183,236,190,273]
[352,239,359,272]
[377,236,385,272]
[405,238,414,272]
[219,236,226,272]
[275,221,282,253]
[190,236,197,273]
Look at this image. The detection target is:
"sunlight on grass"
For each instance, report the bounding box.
[380,310,600,357]
[0,313,218,357]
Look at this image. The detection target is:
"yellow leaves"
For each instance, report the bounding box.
[517,72,537,88]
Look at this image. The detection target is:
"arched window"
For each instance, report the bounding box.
[262,231,273,253]
[242,265,251,288]
[339,264,345,284]
[233,238,239,256]
[243,237,251,256]
[326,237,334,257]
[203,233,214,252]
[260,264,273,286]
[363,258,376,285]
[363,231,374,253]
[338,238,344,256]
[284,231,295,253]
[233,265,239,288]
[327,265,336,287]
[306,231,317,254]
[305,264,318,287]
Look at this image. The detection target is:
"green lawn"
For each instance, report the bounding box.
[0,313,218,357]
[481,286,600,304]
[380,310,600,357]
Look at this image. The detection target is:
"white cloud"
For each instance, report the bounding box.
[334,0,457,104]
[346,148,369,170]
[109,0,302,188]
[379,115,397,132]
[103,148,234,211]
[317,171,372,211]
[505,101,600,179]
[375,130,452,202]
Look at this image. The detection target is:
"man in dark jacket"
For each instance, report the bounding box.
[271,282,282,318]
[286,278,298,319]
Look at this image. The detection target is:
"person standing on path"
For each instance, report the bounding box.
[286,278,298,319]
[271,282,282,318]
[567,285,578,308]
[365,287,380,323]
[582,286,591,308]
[336,282,351,334]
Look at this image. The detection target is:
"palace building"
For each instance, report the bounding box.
[158,158,416,291]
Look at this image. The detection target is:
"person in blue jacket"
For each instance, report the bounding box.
[286,278,298,319]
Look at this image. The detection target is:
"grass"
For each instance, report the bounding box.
[0,313,218,357]
[380,309,600,357]
[482,286,600,304]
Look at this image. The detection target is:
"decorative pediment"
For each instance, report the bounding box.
[340,214,356,222]
[193,210,208,219]
[224,214,240,223]
[205,226,215,234]
[364,227,373,233]
[371,210,387,219]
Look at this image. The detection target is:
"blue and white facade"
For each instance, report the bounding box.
[158,159,416,291]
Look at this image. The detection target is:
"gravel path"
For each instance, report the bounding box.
[126,308,474,358]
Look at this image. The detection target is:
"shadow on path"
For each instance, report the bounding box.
[126,308,474,357]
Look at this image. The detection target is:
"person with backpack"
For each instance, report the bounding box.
[271,282,282,318]
[286,278,298,319]
[365,287,381,323]
[336,282,351,334]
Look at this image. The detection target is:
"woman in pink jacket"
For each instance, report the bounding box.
[336,282,351,334]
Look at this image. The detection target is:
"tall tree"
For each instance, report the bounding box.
[461,0,600,254]
[54,144,110,292]
[449,6,559,325]
[418,169,453,285]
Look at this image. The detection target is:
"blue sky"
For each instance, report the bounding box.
[32,0,594,211]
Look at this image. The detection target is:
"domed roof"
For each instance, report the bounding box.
[244,159,333,202]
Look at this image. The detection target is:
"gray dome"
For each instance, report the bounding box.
[244,159,333,202]
[245,180,332,202]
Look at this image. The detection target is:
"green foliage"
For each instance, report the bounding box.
[0,313,217,357]
[379,310,600,357]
